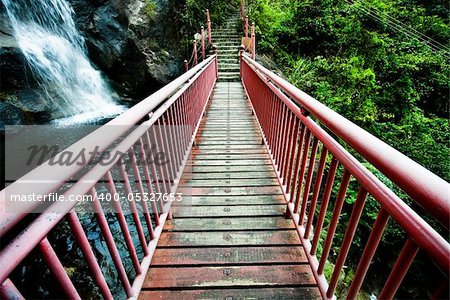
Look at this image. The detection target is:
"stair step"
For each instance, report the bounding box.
[219,72,240,76]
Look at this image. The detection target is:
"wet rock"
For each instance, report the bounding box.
[0,101,25,127]
[69,0,180,99]
[0,0,182,125]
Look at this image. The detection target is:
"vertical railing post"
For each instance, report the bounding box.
[251,22,256,60]
[184,60,188,73]
[241,0,245,19]
[239,44,245,78]
[245,15,249,37]
[212,44,218,79]
[0,279,25,300]
[201,26,206,60]
[206,9,212,44]
[193,40,198,66]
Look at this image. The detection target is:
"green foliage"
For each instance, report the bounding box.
[247,0,449,179]
[144,0,157,21]
[247,0,449,298]
[164,0,239,56]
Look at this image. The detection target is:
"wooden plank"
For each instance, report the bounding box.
[142,265,315,288]
[158,230,300,247]
[197,136,259,141]
[196,141,262,145]
[207,106,249,109]
[151,246,305,265]
[201,123,255,126]
[164,217,294,231]
[170,205,285,217]
[178,186,282,196]
[189,154,269,160]
[186,160,272,166]
[198,128,259,132]
[187,165,273,173]
[182,172,276,180]
[205,117,252,121]
[139,287,322,300]
[199,126,258,130]
[179,178,279,187]
[198,134,261,139]
[194,145,265,150]
[176,195,285,206]
[191,148,267,155]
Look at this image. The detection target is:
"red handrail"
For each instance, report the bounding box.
[244,56,449,227]
[240,53,449,299]
[0,54,217,299]
[0,55,217,238]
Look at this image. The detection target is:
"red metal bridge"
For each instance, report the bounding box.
[1,7,449,300]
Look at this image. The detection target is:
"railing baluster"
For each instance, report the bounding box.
[177,96,188,152]
[267,93,277,151]
[66,210,113,300]
[106,171,142,273]
[304,146,328,239]
[378,238,420,299]
[311,157,339,255]
[138,137,160,229]
[276,105,288,169]
[346,208,390,299]
[272,99,282,159]
[280,111,293,180]
[318,169,351,274]
[1,279,25,300]
[282,113,296,186]
[145,131,166,213]
[172,103,184,164]
[298,137,319,225]
[327,187,368,297]
[167,108,181,172]
[289,124,306,203]
[129,146,155,238]
[160,116,176,182]
[278,108,291,175]
[39,238,81,299]
[152,124,170,196]
[88,187,133,297]
[169,110,182,174]
[293,129,312,213]
[285,118,301,192]
[119,157,149,256]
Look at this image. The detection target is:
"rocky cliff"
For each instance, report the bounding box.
[0,0,182,125]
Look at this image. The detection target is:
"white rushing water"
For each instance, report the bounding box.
[2,0,126,124]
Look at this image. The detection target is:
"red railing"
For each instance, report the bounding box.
[184,9,213,72]
[0,54,217,299]
[240,53,449,299]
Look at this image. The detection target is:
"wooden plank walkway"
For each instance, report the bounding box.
[138,82,320,299]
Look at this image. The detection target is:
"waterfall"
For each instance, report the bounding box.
[2,0,125,124]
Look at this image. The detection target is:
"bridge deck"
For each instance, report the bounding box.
[138,82,320,299]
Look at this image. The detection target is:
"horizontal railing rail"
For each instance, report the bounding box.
[0,54,217,299]
[240,53,449,299]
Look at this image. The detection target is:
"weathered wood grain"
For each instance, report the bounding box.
[164,217,294,231]
[151,246,306,265]
[170,204,285,217]
[158,230,301,247]
[175,194,285,206]
[139,287,321,299]
[143,265,315,288]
